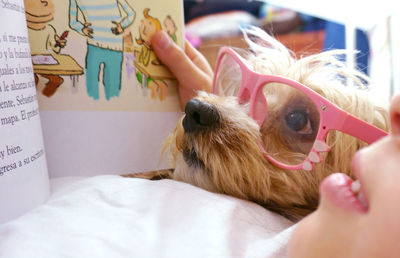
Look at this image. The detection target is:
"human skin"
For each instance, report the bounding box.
[150,31,213,109]
[288,93,400,258]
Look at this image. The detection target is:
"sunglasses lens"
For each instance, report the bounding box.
[259,82,320,166]
[214,53,242,96]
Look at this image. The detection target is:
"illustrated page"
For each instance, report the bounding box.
[26,0,184,177]
[0,1,49,223]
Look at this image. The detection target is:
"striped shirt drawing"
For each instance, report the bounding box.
[69,0,135,51]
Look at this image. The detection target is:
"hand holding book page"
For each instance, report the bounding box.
[0,2,49,224]
[32,1,184,178]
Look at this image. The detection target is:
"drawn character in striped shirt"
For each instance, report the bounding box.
[69,0,135,100]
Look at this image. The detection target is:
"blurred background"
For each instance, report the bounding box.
[183,0,399,101]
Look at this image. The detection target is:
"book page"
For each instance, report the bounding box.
[0,1,49,223]
[27,0,184,177]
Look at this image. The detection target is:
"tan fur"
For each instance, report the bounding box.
[163,28,389,221]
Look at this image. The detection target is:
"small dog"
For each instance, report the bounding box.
[132,28,389,221]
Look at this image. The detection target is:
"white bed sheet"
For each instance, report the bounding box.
[0,175,295,258]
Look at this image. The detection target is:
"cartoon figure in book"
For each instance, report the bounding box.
[163,15,178,43]
[25,0,68,97]
[123,32,148,97]
[123,32,135,80]
[135,8,172,101]
[68,0,135,100]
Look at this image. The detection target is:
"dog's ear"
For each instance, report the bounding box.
[390,94,400,136]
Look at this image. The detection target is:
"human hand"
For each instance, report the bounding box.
[82,22,93,38]
[150,31,213,109]
[111,21,124,35]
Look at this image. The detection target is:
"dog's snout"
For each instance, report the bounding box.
[183,99,220,133]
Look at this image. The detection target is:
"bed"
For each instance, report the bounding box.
[0,175,295,257]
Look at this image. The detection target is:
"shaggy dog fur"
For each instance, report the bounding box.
[130,28,389,221]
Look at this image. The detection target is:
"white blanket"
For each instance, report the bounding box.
[0,176,295,258]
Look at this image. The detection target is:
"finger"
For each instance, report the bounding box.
[184,40,213,77]
[111,21,118,25]
[390,93,400,136]
[151,31,211,92]
[84,22,91,26]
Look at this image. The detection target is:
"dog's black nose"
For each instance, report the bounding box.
[183,99,220,133]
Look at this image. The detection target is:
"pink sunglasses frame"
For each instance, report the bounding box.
[212,47,388,171]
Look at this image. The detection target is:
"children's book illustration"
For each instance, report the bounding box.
[25,0,183,112]
[68,0,135,100]
[164,15,178,43]
[25,0,84,98]
[135,8,171,101]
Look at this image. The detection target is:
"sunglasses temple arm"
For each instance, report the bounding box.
[338,113,388,144]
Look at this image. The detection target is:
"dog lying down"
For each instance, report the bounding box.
[127,28,389,221]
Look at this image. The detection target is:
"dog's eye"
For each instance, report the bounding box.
[285,109,313,134]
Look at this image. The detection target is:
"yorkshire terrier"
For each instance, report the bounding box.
[127,28,389,221]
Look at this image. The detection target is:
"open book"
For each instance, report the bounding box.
[0,0,184,223]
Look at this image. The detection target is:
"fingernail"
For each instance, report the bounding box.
[154,31,171,50]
